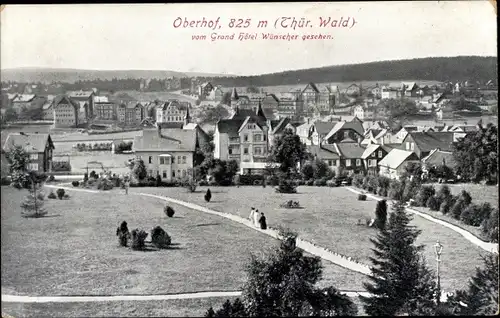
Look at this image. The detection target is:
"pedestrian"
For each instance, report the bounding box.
[259,212,267,230]
[249,207,255,222]
[124,178,130,195]
[253,209,260,228]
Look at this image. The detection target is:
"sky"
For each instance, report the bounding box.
[0,2,497,76]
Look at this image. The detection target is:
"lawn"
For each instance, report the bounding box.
[1,297,230,318]
[426,183,499,207]
[131,185,487,291]
[1,186,366,298]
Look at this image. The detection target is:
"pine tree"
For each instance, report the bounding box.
[360,201,437,316]
[374,199,388,229]
[20,172,48,218]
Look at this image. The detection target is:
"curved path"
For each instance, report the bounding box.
[345,187,499,254]
[44,184,373,276]
[2,290,372,304]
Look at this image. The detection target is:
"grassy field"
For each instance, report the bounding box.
[1,296,366,317]
[1,186,367,298]
[131,185,487,291]
[1,297,231,318]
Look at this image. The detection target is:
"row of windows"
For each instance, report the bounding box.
[149,155,187,164]
[27,163,39,171]
[242,134,266,142]
[326,159,363,167]
[405,142,415,151]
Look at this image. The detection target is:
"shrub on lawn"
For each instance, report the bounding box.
[460,204,482,226]
[116,221,130,247]
[48,191,57,199]
[151,226,171,248]
[265,175,279,186]
[305,179,314,186]
[458,190,472,206]
[388,180,403,200]
[205,189,212,202]
[48,175,55,182]
[96,179,114,191]
[83,173,89,183]
[72,181,80,187]
[56,188,65,200]
[436,185,452,203]
[164,205,175,217]
[326,179,337,187]
[415,185,435,207]
[374,199,388,229]
[63,193,70,199]
[439,195,457,214]
[426,196,440,211]
[352,174,364,188]
[276,177,297,194]
[481,208,499,243]
[402,179,419,202]
[358,194,367,201]
[130,229,148,250]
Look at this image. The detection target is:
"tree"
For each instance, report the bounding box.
[6,145,31,188]
[209,228,358,316]
[360,201,438,316]
[374,199,388,229]
[198,104,230,124]
[205,299,247,317]
[131,158,147,181]
[268,129,307,174]
[312,159,331,179]
[378,98,418,127]
[4,106,18,122]
[446,254,498,315]
[19,171,48,218]
[401,162,423,181]
[300,163,314,180]
[453,123,497,183]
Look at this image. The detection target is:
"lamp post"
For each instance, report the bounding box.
[434,240,444,304]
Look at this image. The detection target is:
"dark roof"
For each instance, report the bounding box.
[307,145,340,159]
[422,150,457,169]
[133,128,197,152]
[406,132,455,152]
[217,119,245,135]
[3,133,54,153]
[335,143,366,159]
[53,95,80,109]
[313,121,336,135]
[303,82,320,93]
[157,122,184,129]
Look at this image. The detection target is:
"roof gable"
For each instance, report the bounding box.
[378,149,418,169]
[3,133,54,153]
[405,132,455,152]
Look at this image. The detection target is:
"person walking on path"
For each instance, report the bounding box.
[248,207,256,224]
[253,209,260,228]
[124,178,130,195]
[259,212,267,230]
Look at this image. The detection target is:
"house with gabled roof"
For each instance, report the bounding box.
[400,131,455,159]
[308,121,336,145]
[117,102,145,125]
[2,132,55,173]
[197,82,214,99]
[378,149,420,179]
[215,102,282,174]
[361,143,394,175]
[53,95,84,128]
[133,126,203,180]
[421,149,457,174]
[323,117,365,144]
[68,90,95,118]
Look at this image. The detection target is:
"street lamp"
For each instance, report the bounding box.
[434,240,444,303]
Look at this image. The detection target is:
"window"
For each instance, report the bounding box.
[263,134,267,141]
[344,131,349,138]
[346,159,351,167]
[172,171,175,178]
[30,153,38,160]
[410,143,415,151]
[182,156,186,164]
[254,134,261,142]
[172,156,175,164]
[160,157,165,165]
[372,159,378,167]
[177,169,181,177]
[254,147,262,155]
[244,147,249,154]
[378,151,383,158]
[162,171,167,178]
[177,156,181,164]
[244,134,248,142]
[406,142,410,150]
[27,163,38,171]
[148,156,153,164]
[328,160,333,166]
[356,159,361,166]
[228,147,233,155]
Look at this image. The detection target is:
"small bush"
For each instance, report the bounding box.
[72,181,80,187]
[265,175,279,186]
[436,185,452,203]
[164,205,175,217]
[439,196,457,215]
[83,173,89,183]
[130,229,148,250]
[352,174,364,188]
[460,204,481,226]
[326,180,337,187]
[151,226,171,248]
[426,196,440,211]
[415,185,435,207]
[48,191,56,199]
[305,179,314,186]
[56,188,65,200]
[276,178,297,194]
[296,179,305,186]
[48,175,55,182]
[358,194,367,201]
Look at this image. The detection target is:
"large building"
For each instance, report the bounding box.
[53,95,85,128]
[133,126,203,180]
[214,103,291,174]
[93,96,117,121]
[68,90,95,118]
[156,100,191,126]
[117,102,145,125]
[2,132,55,173]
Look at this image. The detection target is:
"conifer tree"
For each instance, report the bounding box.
[360,201,437,316]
